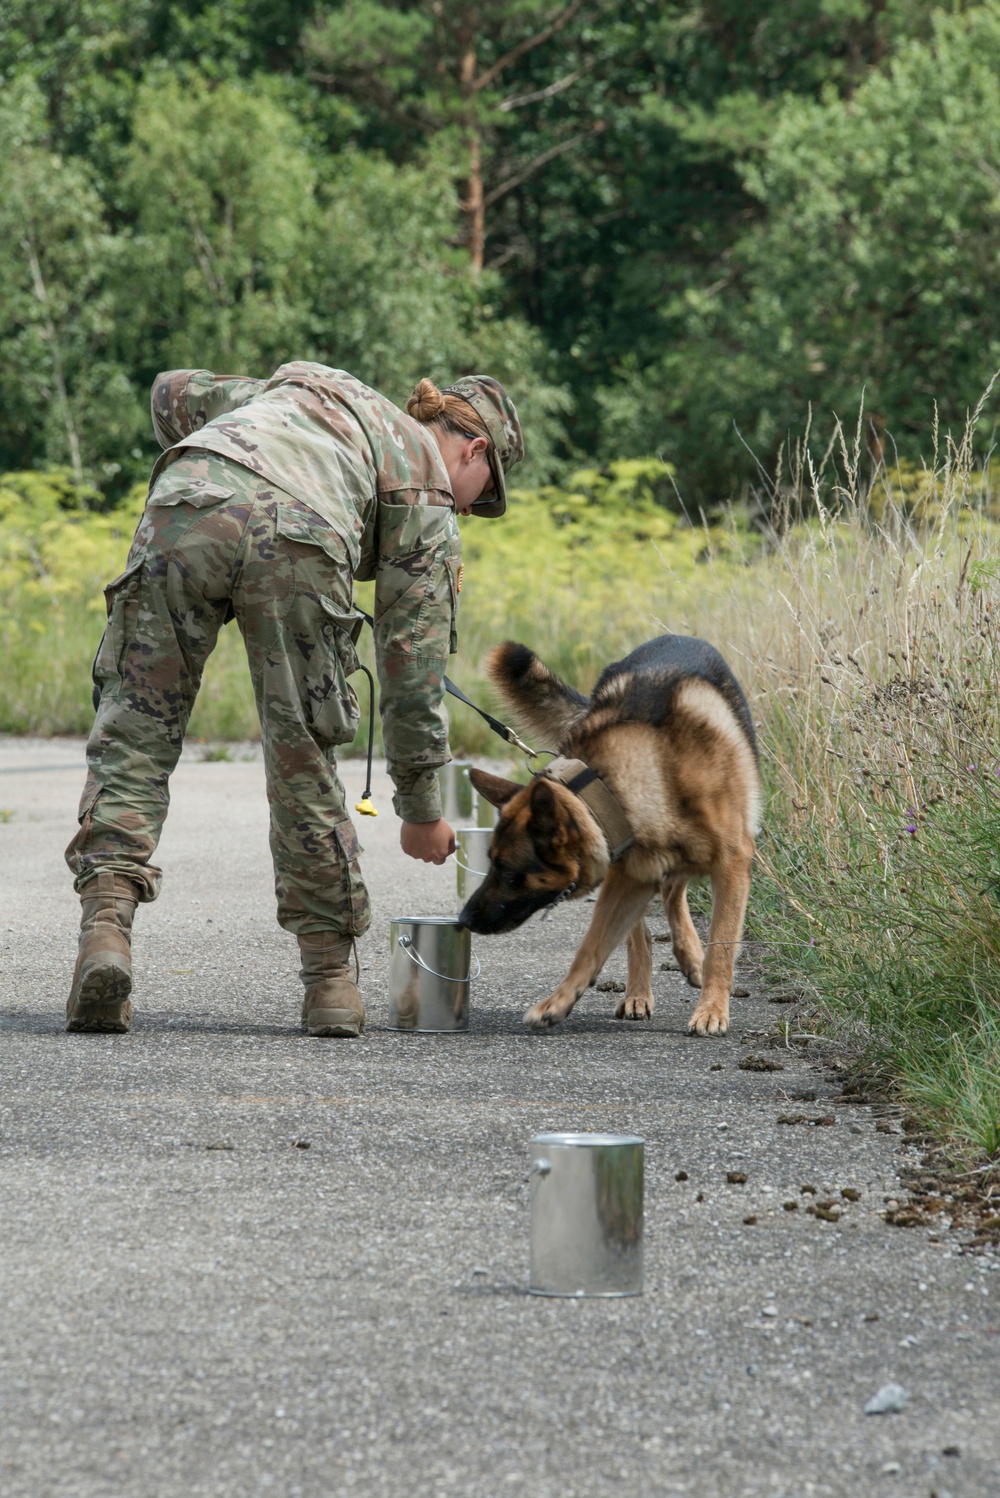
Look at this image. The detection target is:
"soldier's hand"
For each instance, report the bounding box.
[400,819,456,865]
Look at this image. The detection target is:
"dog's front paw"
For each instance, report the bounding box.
[523,1003,560,1031]
[677,955,703,989]
[616,992,654,1021]
[523,986,580,1032]
[687,998,729,1036]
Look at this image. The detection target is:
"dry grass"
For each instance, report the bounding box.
[688,400,1000,1160]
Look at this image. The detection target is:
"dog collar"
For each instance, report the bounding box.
[546,759,636,862]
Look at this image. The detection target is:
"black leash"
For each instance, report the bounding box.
[438,673,535,757]
[353,606,534,755]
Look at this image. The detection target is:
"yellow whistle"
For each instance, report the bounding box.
[355,797,378,817]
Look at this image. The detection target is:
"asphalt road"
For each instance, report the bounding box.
[1,736,997,1498]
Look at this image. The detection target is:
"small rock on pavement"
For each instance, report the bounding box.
[864,1383,909,1415]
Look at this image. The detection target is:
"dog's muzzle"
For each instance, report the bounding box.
[457,881,577,935]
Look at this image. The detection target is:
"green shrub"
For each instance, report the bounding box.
[0,459,760,749]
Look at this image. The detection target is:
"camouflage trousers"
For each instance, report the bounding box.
[65,454,372,938]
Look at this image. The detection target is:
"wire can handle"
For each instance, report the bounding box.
[397,934,481,984]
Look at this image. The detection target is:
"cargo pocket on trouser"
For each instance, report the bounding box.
[92,554,145,698]
[333,815,371,936]
[273,802,372,937]
[64,767,164,902]
[305,598,365,748]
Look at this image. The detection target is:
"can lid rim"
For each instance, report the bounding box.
[529,1132,645,1148]
[390,916,467,926]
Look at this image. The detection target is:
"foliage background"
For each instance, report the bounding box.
[4,0,1000,498]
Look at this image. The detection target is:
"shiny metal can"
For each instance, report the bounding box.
[388,917,478,1033]
[528,1133,644,1297]
[437,761,474,823]
[455,826,493,903]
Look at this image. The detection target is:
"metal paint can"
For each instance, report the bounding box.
[455,826,493,903]
[437,761,474,823]
[388,917,478,1033]
[528,1133,644,1297]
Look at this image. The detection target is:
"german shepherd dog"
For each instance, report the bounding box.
[457,636,761,1035]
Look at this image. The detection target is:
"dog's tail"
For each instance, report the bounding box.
[484,642,590,751]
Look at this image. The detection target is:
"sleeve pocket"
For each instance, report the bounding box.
[374,502,459,655]
[147,478,236,508]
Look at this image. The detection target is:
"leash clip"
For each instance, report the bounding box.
[526,748,557,777]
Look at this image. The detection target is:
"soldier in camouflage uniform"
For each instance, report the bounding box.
[64,364,524,1038]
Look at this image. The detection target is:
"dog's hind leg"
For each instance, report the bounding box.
[688,841,753,1037]
[523,871,654,1031]
[662,877,704,988]
[617,917,654,1021]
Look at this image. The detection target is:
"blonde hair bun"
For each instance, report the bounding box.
[407,378,447,423]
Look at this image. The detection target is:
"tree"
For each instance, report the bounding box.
[121,75,316,374]
[305,147,571,478]
[0,77,142,486]
[598,3,1000,497]
[119,73,568,478]
[303,0,600,271]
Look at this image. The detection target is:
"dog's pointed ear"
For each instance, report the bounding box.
[527,776,562,847]
[469,768,522,809]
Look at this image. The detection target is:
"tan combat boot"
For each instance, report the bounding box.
[298,931,365,1038]
[66,871,139,1033]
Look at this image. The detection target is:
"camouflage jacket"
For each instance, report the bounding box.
[151,362,462,823]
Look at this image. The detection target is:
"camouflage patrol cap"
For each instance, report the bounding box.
[444,375,524,518]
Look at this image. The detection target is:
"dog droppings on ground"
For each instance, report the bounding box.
[739,1053,784,1072]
